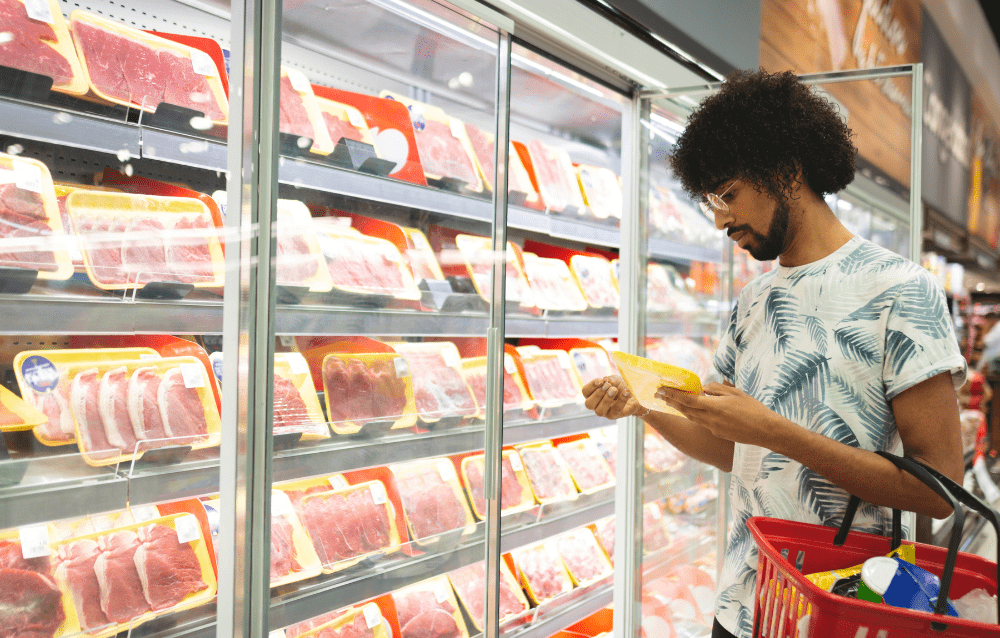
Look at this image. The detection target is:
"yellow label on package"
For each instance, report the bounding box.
[804,544,915,591]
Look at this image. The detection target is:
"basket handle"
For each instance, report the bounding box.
[833,451,963,620]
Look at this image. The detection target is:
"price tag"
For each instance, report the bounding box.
[369,482,387,505]
[286,354,310,376]
[189,49,217,77]
[362,604,381,629]
[24,0,54,24]
[329,475,349,490]
[409,232,430,250]
[175,514,201,543]
[555,351,571,369]
[442,347,460,368]
[13,160,43,193]
[180,363,205,389]
[139,353,159,360]
[269,631,287,638]
[449,118,464,139]
[508,452,523,472]
[287,69,310,93]
[0,168,15,185]
[433,581,450,603]
[346,108,366,129]
[504,355,517,375]
[648,505,661,520]
[437,459,455,482]
[131,505,160,522]
[279,336,295,347]
[18,525,51,559]
[393,357,410,379]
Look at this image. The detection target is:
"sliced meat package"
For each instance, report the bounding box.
[313,222,421,301]
[568,346,617,387]
[463,123,541,207]
[553,528,613,586]
[296,481,398,571]
[293,603,389,638]
[592,516,615,565]
[644,430,684,473]
[0,154,73,279]
[447,559,527,631]
[512,542,573,605]
[0,0,87,94]
[70,11,227,122]
[315,96,376,149]
[521,253,589,312]
[0,535,67,638]
[643,503,671,553]
[459,354,533,417]
[279,68,334,155]
[392,342,478,425]
[321,352,416,434]
[576,165,623,220]
[390,458,474,542]
[459,451,533,520]
[516,349,582,409]
[275,199,332,292]
[0,384,48,433]
[515,442,578,504]
[272,353,329,440]
[556,439,615,493]
[523,140,586,214]
[569,255,619,309]
[453,234,535,309]
[391,576,469,638]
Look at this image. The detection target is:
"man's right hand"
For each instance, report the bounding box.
[583,375,645,420]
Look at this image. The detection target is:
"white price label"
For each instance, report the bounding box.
[648,505,661,520]
[394,357,410,378]
[346,108,366,129]
[437,459,455,482]
[434,581,450,604]
[24,0,54,24]
[13,160,43,193]
[583,439,600,456]
[329,475,349,490]
[279,336,295,347]
[508,452,523,472]
[131,505,160,522]
[449,118,464,139]
[287,69,310,93]
[369,482,387,505]
[271,490,293,517]
[409,232,430,250]
[180,363,205,388]
[504,355,517,375]
[362,604,381,629]
[286,354,310,375]
[0,168,15,185]
[175,514,201,543]
[189,49,217,77]
[555,351,571,369]
[269,631,287,638]
[442,347,460,369]
[18,525,51,559]
[139,353,159,360]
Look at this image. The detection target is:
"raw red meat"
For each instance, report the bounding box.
[595,518,615,565]
[134,523,208,610]
[0,539,51,573]
[285,610,342,638]
[522,257,586,311]
[283,484,330,508]
[323,234,406,294]
[519,446,576,501]
[464,123,493,187]
[0,0,74,84]
[55,539,108,630]
[127,367,168,444]
[98,365,139,453]
[571,257,619,308]
[122,216,168,284]
[70,367,119,457]
[520,355,578,405]
[94,530,150,623]
[401,608,459,638]
[463,365,524,413]
[516,544,568,603]
[0,183,58,271]
[392,586,461,638]
[323,112,363,145]
[526,140,584,213]
[449,561,525,628]
[276,217,319,285]
[166,216,215,283]
[0,568,66,637]
[393,463,469,539]
[554,530,610,583]
[323,357,406,427]
[272,374,312,434]
[643,505,670,552]
[279,75,315,139]
[463,455,524,516]
[29,386,74,441]
[297,485,391,565]
[157,366,209,443]
[72,20,224,120]
[398,351,475,421]
[79,215,129,285]
[413,119,478,186]
[270,515,300,581]
[556,441,613,491]
[0,183,45,219]
[316,613,373,638]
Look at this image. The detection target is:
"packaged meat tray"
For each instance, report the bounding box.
[644,430,684,473]
[643,503,671,552]
[391,576,470,638]
[276,473,345,513]
[52,511,216,637]
[0,0,88,95]
[321,352,417,435]
[576,165,623,220]
[568,346,616,387]
[512,541,573,605]
[514,442,578,504]
[459,354,533,417]
[458,450,534,520]
[70,11,228,123]
[60,355,222,466]
[279,67,334,155]
[273,353,329,439]
[315,96,377,148]
[400,227,445,282]
[276,199,333,292]
[379,92,484,193]
[645,337,714,381]
[392,342,478,425]
[569,254,619,309]
[463,123,541,207]
[313,221,421,301]
[65,191,225,289]
[0,529,73,638]
[555,439,614,494]
[453,234,535,308]
[14,347,160,445]
[297,480,400,572]
[591,516,615,565]
[646,263,700,316]
[0,384,48,432]
[516,348,582,409]
[553,527,613,586]
[521,253,588,312]
[522,140,586,214]
[294,603,391,638]
[53,182,120,268]
[448,559,528,631]
[0,154,73,280]
[390,458,476,542]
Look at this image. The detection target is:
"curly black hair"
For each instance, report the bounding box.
[668,69,858,202]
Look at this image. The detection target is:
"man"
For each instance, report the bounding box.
[583,70,966,638]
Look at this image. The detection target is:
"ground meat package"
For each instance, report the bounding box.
[0,532,70,638]
[463,123,541,208]
[315,96,376,149]
[70,11,228,123]
[569,255,619,310]
[516,348,582,409]
[393,342,478,426]
[391,576,470,638]
[0,0,88,95]
[313,221,421,302]
[448,559,528,631]
[293,603,391,638]
[568,346,617,387]
[0,384,49,433]
[512,541,573,605]
[278,67,334,155]
[520,253,589,312]
[576,165,623,220]
[390,458,476,543]
[459,354,533,418]
[458,450,534,520]
[553,527,613,586]
[555,439,615,494]
[522,140,586,214]
[514,442,578,504]
[0,154,73,279]
[321,352,416,435]
[453,234,536,309]
[276,199,333,292]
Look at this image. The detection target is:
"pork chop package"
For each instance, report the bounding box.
[553,528,613,587]
[520,252,589,312]
[391,576,470,638]
[0,384,48,433]
[321,352,417,435]
[515,348,583,410]
[315,96,377,149]
[458,450,534,520]
[0,0,88,95]
[392,342,478,427]
[14,346,160,446]
[390,458,476,543]
[69,11,229,123]
[512,541,574,605]
[520,140,587,215]
[459,354,533,419]
[0,154,73,280]
[0,530,72,638]
[52,511,216,636]
[555,438,615,494]
[462,123,542,208]
[379,92,484,194]
[576,164,623,221]
[312,221,421,303]
[447,559,528,631]
[642,502,672,553]
[276,199,332,292]
[591,516,615,565]
[60,355,221,466]
[452,234,535,310]
[293,602,391,638]
[278,67,334,155]
[514,442,578,504]
[568,346,617,387]
[64,191,225,290]
[569,254,619,310]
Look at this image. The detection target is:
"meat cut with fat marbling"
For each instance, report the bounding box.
[98,365,139,453]
[134,523,208,610]
[94,530,150,623]
[0,0,74,85]
[127,367,168,444]
[55,539,108,631]
[157,367,208,443]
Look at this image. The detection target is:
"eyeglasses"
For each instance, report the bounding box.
[699,181,737,215]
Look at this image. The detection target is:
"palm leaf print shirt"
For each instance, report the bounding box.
[712,236,966,638]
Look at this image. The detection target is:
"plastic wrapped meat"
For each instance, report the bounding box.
[554,528,612,584]
[393,461,470,539]
[70,367,120,459]
[323,112,364,144]
[276,214,320,286]
[323,356,407,428]
[461,360,524,414]
[133,523,208,611]
[297,484,392,566]
[514,543,571,604]
[449,560,527,629]
[462,453,526,517]
[521,254,588,312]
[525,140,585,213]
[397,350,476,421]
[166,215,215,283]
[518,445,576,502]
[279,74,316,140]
[577,165,623,219]
[595,517,615,565]
[413,119,479,187]
[0,182,58,272]
[519,353,579,406]
[556,440,614,492]
[272,373,314,434]
[0,0,75,86]
[646,337,714,381]
[0,538,65,638]
[270,514,300,581]
[392,581,463,638]
[569,348,616,386]
[643,504,671,552]
[55,538,107,630]
[570,255,619,308]
[157,366,209,444]
[644,431,683,472]
[26,384,75,442]
[315,227,415,298]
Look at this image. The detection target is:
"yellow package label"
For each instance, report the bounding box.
[804,544,916,591]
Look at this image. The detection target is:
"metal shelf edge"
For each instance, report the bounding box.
[0,98,141,158]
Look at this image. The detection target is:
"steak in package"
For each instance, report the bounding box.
[0,154,72,279]
[315,96,376,148]
[453,234,535,309]
[400,227,444,282]
[297,481,398,571]
[321,352,416,434]
[569,255,619,309]
[516,349,582,409]
[393,342,478,425]
[275,200,332,292]
[391,458,474,541]
[459,451,533,520]
[553,528,613,586]
[448,559,528,631]
[292,603,389,638]
[279,67,334,155]
[516,442,578,504]
[556,439,615,493]
[0,535,67,638]
[522,140,586,214]
[520,253,589,312]
[313,221,421,301]
[459,354,533,417]
[0,0,87,94]
[392,576,469,638]
[512,542,573,605]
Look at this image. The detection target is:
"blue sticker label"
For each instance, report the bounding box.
[203,503,220,538]
[572,352,585,369]
[211,357,223,384]
[222,48,231,77]
[21,356,60,393]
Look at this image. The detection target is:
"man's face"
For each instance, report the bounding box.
[708,180,791,262]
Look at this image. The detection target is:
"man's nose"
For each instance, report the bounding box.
[713,208,732,230]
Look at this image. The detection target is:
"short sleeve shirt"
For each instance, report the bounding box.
[712,236,966,638]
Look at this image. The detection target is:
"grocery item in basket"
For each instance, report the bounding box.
[0,537,66,638]
[460,451,532,519]
[518,349,581,408]
[313,222,421,301]
[577,165,622,219]
[513,542,573,604]
[448,560,528,630]
[297,481,395,568]
[556,439,614,493]
[858,557,958,616]
[554,528,613,585]
[610,351,702,414]
[521,253,589,312]
[392,577,468,638]
[524,140,586,214]
[391,459,474,540]
[0,0,87,94]
[393,343,477,423]
[517,443,577,503]
[0,154,72,279]
[804,544,914,592]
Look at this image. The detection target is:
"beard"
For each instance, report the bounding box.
[738,198,791,262]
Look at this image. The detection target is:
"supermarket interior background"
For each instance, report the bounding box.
[1,0,1000,637]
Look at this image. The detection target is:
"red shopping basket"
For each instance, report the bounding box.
[748,453,1000,637]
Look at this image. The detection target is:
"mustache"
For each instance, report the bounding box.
[727,225,753,238]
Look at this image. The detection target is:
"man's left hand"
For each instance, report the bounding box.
[655,382,787,448]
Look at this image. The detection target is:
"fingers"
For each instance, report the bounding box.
[581,378,604,399]
[584,380,628,419]
[703,382,738,396]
